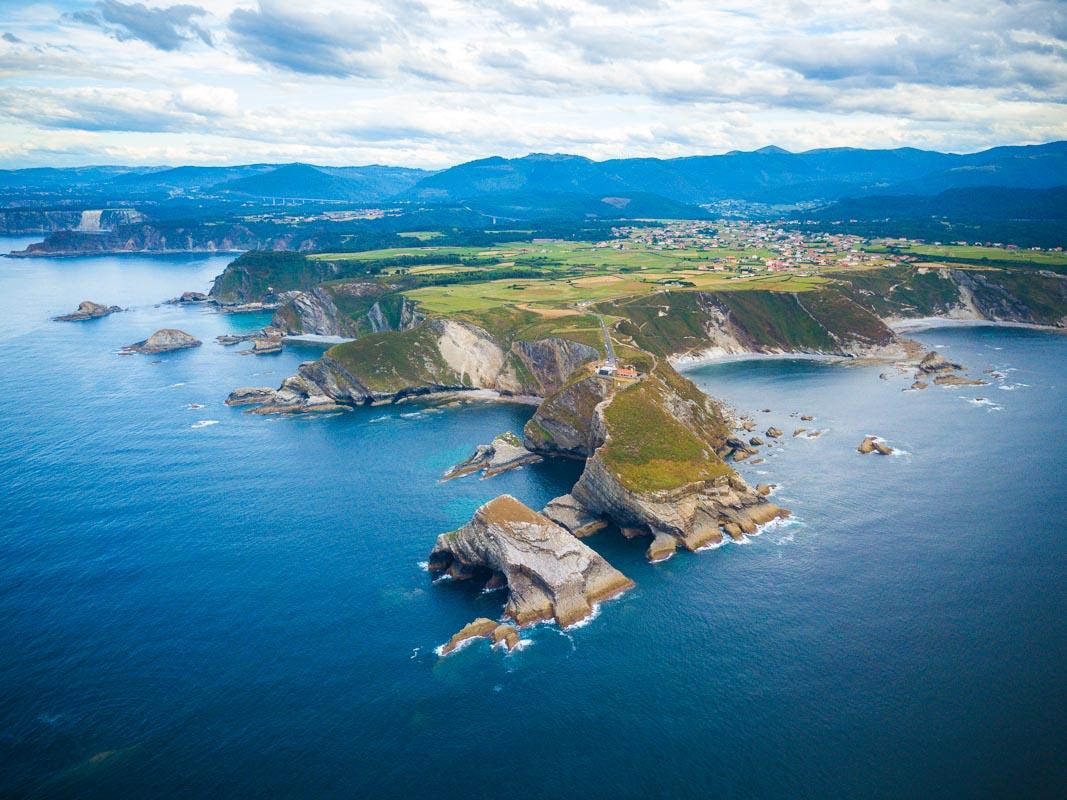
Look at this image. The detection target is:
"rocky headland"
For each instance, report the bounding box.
[210,253,1067,647]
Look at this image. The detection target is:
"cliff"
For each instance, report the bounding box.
[11,222,268,258]
[0,208,141,235]
[236,318,599,412]
[603,287,902,362]
[566,361,787,558]
[834,265,1067,327]
[270,282,424,337]
[427,495,633,627]
[522,369,613,458]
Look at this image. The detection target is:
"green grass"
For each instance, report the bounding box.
[326,324,458,393]
[867,242,1067,267]
[601,376,730,493]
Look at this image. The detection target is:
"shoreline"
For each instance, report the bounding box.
[887,316,1065,334]
[672,350,843,372]
[5,248,247,260]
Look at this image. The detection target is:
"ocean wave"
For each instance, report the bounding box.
[185,402,204,409]
[190,420,219,429]
[369,415,390,423]
[963,396,1002,412]
[562,602,602,630]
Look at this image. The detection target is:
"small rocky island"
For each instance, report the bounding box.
[54,300,121,322]
[121,329,202,354]
[428,495,634,628]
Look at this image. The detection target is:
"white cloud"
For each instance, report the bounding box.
[0,0,1063,167]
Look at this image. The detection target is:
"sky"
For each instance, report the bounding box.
[0,0,1065,169]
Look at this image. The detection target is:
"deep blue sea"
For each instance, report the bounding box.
[1,239,1064,799]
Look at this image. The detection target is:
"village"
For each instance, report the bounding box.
[600,219,887,273]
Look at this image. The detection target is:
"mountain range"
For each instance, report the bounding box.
[1,142,1065,221]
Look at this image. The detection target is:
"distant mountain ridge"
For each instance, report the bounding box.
[1,142,1064,211]
[407,142,1067,204]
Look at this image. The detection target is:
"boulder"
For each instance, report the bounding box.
[766,427,783,438]
[53,300,121,322]
[909,380,928,390]
[427,495,633,628]
[800,415,814,421]
[793,427,807,437]
[121,328,201,354]
[748,436,765,446]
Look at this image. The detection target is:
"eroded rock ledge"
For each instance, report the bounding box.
[443,432,542,480]
[427,495,634,628]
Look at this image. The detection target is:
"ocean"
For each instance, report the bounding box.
[1,240,1064,798]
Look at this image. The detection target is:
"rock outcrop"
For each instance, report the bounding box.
[226,387,278,406]
[249,336,283,355]
[121,329,201,354]
[858,435,894,455]
[438,618,521,656]
[53,300,121,322]
[427,495,633,627]
[443,432,543,479]
[541,494,608,537]
[918,351,963,374]
[933,374,987,386]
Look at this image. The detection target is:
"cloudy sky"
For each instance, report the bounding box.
[1,0,1065,168]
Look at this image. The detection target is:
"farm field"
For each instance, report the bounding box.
[866,242,1067,267]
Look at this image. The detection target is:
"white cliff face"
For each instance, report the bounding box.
[436,320,509,388]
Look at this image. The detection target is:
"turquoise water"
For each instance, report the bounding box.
[1,240,1064,798]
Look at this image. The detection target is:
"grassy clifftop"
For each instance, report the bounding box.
[600,369,732,493]
[325,324,459,394]
[210,251,337,302]
[602,286,894,357]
